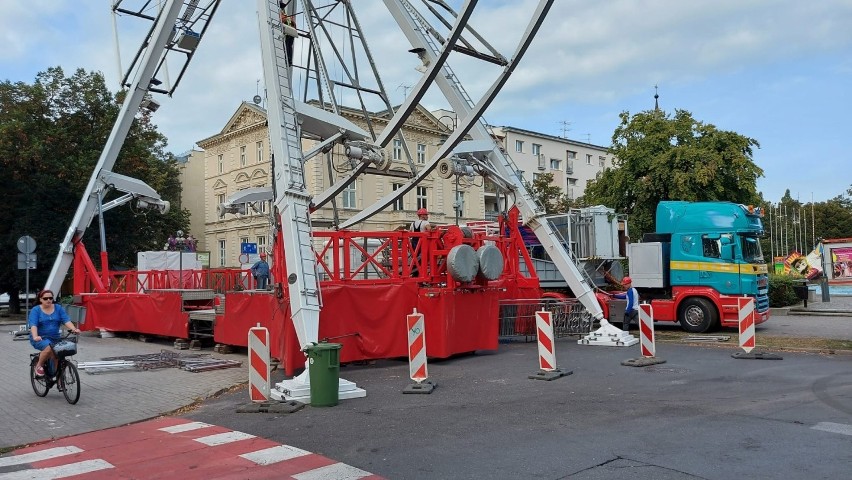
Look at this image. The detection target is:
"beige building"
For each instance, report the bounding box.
[189,102,485,268]
[490,126,615,203]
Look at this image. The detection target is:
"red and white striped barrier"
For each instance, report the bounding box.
[639,304,655,358]
[622,304,665,366]
[248,325,271,402]
[407,309,428,382]
[535,310,557,371]
[738,297,756,353]
[529,310,571,380]
[404,309,435,393]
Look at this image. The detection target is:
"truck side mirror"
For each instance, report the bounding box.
[720,244,734,260]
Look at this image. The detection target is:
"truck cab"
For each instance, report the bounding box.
[629,201,770,332]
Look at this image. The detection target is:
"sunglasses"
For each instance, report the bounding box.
[41,297,54,301]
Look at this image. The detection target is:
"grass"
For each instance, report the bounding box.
[654,329,852,353]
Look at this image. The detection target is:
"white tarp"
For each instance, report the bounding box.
[137,251,202,291]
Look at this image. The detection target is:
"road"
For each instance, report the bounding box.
[1,303,851,479]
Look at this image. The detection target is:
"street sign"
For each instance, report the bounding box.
[241,242,258,254]
[17,252,36,270]
[17,235,36,254]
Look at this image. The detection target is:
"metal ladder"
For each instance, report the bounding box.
[257,0,321,343]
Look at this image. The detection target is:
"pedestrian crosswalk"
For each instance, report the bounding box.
[812,421,852,436]
[0,418,382,479]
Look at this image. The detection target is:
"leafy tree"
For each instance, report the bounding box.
[526,172,572,214]
[0,67,188,312]
[581,109,763,240]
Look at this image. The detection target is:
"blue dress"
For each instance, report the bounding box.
[29,304,70,349]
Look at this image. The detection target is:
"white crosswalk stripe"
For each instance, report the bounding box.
[240,445,311,465]
[812,422,852,436]
[292,462,372,480]
[193,431,256,446]
[157,421,212,433]
[0,459,113,480]
[0,447,83,468]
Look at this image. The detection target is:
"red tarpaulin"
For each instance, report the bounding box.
[80,292,188,338]
[211,282,501,376]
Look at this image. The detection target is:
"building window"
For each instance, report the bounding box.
[416,143,426,164]
[566,150,577,160]
[393,139,402,161]
[515,140,524,153]
[342,182,356,209]
[258,199,268,214]
[218,240,226,267]
[240,236,249,246]
[567,178,577,186]
[455,191,465,216]
[599,156,606,167]
[217,154,224,174]
[256,141,263,163]
[586,154,592,165]
[391,183,404,211]
[257,236,266,254]
[240,146,247,167]
[216,193,226,208]
[550,158,561,170]
[416,186,428,210]
[532,143,541,156]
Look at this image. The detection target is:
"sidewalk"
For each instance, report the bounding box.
[0,321,248,451]
[784,291,852,315]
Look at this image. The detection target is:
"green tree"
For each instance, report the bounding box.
[0,67,188,311]
[526,172,573,214]
[582,109,763,240]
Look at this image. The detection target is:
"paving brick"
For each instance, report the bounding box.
[0,324,247,450]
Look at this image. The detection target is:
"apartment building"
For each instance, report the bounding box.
[490,126,615,211]
[188,102,485,268]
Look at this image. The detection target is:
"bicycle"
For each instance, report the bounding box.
[30,332,81,405]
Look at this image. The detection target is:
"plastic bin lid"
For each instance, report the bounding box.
[305,342,342,351]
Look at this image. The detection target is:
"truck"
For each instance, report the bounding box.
[626,201,770,332]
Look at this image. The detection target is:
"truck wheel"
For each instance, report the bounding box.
[678,298,719,333]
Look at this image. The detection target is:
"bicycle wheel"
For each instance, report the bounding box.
[30,361,49,397]
[60,361,81,405]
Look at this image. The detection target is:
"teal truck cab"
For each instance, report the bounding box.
[627,201,770,332]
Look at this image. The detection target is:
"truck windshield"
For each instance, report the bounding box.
[740,236,763,263]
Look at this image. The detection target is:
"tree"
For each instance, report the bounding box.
[526,172,572,214]
[0,67,189,312]
[581,109,764,240]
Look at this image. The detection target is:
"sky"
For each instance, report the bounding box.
[1,0,851,204]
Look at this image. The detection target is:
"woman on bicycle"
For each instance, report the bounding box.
[29,289,79,377]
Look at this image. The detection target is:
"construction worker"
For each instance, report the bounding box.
[410,208,433,233]
[251,252,270,290]
[611,276,639,331]
[409,208,433,277]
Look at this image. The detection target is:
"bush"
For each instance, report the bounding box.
[768,273,805,308]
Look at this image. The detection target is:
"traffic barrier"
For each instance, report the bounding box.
[738,297,755,353]
[732,297,782,360]
[639,304,655,357]
[529,310,571,380]
[621,304,666,367]
[248,325,271,402]
[404,309,435,393]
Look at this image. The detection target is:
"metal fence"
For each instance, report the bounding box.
[498,299,594,342]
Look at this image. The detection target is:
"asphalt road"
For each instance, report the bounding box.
[2,303,850,479]
[185,333,852,480]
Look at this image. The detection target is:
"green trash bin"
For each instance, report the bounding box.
[305,342,341,407]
